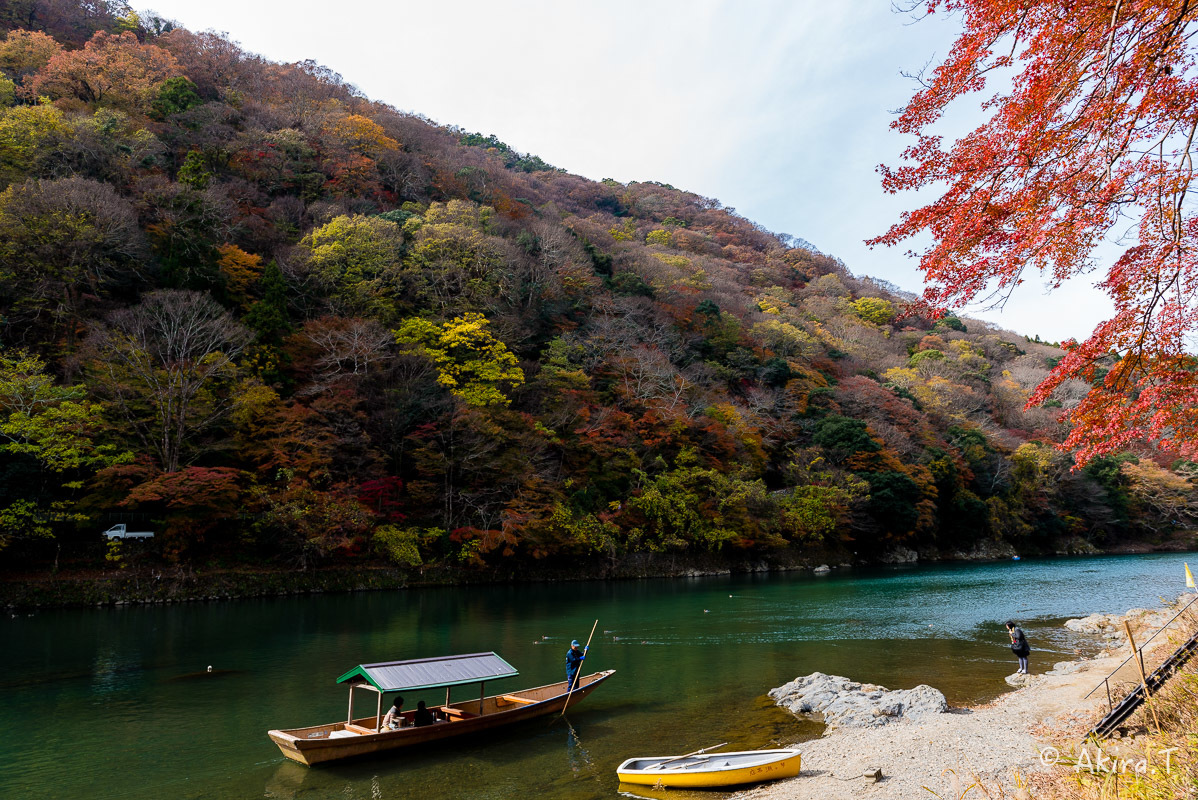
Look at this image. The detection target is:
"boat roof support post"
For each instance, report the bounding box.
[345,682,381,727]
[479,681,485,714]
[376,689,383,732]
[445,686,451,706]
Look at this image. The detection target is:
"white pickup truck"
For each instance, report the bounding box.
[103,524,154,541]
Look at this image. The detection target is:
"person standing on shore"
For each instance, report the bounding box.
[1006,621,1030,674]
[566,639,586,691]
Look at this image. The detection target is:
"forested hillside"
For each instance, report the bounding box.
[1,1,1195,577]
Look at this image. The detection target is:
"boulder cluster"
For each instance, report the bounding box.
[1063,602,1180,653]
[769,672,948,729]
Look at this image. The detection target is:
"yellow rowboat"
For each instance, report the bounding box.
[616,748,801,788]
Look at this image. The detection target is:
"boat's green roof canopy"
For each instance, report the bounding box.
[336,652,518,692]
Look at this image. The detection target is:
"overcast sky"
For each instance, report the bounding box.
[142,0,1113,343]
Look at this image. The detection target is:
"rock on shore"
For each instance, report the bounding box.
[768,672,947,728]
[1071,606,1176,632]
[1063,598,1185,652]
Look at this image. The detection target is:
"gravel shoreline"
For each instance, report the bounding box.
[734,598,1191,800]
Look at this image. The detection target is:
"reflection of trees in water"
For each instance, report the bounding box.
[91,649,141,695]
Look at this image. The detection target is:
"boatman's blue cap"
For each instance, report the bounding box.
[571,640,580,647]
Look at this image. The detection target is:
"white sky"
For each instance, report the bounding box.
[142,0,1114,343]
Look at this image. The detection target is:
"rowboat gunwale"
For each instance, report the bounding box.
[268,669,615,766]
[615,748,802,788]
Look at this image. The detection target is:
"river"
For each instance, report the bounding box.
[1,552,1193,800]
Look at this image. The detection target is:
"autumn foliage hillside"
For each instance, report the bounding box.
[0,2,1194,575]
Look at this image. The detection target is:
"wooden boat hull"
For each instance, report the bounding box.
[616,748,801,788]
[268,670,614,766]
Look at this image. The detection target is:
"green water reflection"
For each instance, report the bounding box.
[2,553,1193,799]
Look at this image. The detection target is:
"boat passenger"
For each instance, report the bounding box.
[382,696,404,729]
[565,639,585,691]
[414,700,435,727]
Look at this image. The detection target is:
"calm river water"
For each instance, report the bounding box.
[2,553,1194,800]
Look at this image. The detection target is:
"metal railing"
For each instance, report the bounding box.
[1082,592,1198,713]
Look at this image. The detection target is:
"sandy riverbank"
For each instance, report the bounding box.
[735,596,1194,800]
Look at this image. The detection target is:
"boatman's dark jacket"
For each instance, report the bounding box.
[565,647,584,679]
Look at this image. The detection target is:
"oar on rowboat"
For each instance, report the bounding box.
[649,742,727,768]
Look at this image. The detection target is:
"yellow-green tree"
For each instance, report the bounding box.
[622,449,771,552]
[850,296,895,326]
[0,104,65,188]
[0,350,128,550]
[403,199,512,313]
[774,453,867,543]
[645,229,671,246]
[300,214,405,318]
[373,525,443,567]
[393,313,524,407]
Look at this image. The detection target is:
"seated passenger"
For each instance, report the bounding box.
[414,700,435,727]
[382,696,404,730]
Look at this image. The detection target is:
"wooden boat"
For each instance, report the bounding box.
[616,748,801,788]
[267,652,615,765]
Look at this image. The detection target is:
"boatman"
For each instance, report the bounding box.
[565,639,586,691]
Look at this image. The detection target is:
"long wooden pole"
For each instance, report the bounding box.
[654,742,729,767]
[559,619,598,717]
[1124,620,1163,732]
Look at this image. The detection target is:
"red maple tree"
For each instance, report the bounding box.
[871,0,1198,464]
